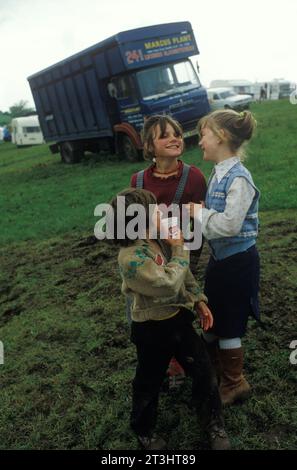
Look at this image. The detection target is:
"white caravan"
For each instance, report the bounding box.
[11,115,44,146]
[253,79,291,100]
[210,80,254,97]
[270,79,291,99]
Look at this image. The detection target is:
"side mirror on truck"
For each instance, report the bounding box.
[107,83,118,99]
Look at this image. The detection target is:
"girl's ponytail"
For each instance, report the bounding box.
[233,110,256,141]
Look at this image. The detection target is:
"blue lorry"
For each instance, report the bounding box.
[28,21,210,163]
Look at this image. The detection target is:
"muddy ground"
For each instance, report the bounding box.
[0,209,296,449]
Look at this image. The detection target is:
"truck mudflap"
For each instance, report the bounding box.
[113,123,143,162]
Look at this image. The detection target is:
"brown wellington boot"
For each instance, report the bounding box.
[218,347,251,406]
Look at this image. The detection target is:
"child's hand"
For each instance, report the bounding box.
[195,301,213,331]
[164,228,184,247]
[184,202,203,218]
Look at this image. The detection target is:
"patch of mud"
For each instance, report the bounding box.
[1,305,24,323]
[74,235,99,248]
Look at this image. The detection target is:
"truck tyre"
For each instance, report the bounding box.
[121,135,141,162]
[60,141,83,164]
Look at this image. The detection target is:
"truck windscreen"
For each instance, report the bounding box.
[136,60,200,99]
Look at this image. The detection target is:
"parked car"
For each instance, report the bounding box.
[207,87,252,110]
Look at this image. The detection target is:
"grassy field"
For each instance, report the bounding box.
[0,100,296,450]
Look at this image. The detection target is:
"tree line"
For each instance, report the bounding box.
[0,100,36,126]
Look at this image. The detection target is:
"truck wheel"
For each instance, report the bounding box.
[60,141,83,164]
[121,135,141,162]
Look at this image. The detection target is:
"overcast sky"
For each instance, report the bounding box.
[0,0,296,111]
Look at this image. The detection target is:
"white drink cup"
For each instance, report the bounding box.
[161,216,179,239]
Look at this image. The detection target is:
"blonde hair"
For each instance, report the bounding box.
[198,109,257,160]
[142,115,184,161]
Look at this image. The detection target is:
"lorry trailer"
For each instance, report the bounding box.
[28,21,210,163]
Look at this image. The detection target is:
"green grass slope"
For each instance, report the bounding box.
[0,100,296,449]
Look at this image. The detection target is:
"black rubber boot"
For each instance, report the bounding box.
[137,433,167,450]
[205,411,231,450]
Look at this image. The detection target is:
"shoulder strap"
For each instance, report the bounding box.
[136,170,144,189]
[207,168,216,185]
[172,163,191,205]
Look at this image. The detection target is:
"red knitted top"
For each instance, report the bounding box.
[130,160,207,206]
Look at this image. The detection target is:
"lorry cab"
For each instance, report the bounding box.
[28,22,210,163]
[108,58,209,159]
[110,58,208,130]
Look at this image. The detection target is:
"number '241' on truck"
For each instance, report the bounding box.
[27,21,210,163]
